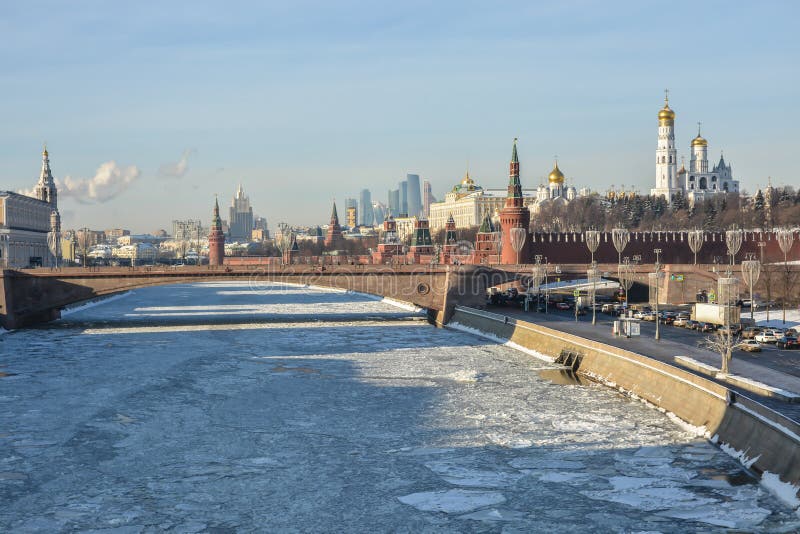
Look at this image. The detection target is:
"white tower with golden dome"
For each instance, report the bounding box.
[651,90,679,198]
[689,124,709,173]
[548,160,565,199]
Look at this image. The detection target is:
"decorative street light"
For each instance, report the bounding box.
[612,227,630,265]
[510,227,527,266]
[531,255,545,312]
[687,229,704,265]
[651,248,663,340]
[741,257,761,322]
[725,228,743,266]
[618,257,635,311]
[776,228,795,325]
[585,229,601,325]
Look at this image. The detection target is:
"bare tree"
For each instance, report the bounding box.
[699,329,740,375]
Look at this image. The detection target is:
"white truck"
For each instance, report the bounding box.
[691,303,740,326]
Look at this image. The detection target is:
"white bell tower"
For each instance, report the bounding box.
[651,90,678,198]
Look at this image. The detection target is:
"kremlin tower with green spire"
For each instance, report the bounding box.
[499,138,530,264]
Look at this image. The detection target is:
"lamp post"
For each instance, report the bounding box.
[776,228,795,325]
[652,248,663,340]
[742,257,761,322]
[619,257,635,311]
[585,230,601,325]
[612,227,630,265]
[688,229,704,265]
[725,228,743,267]
[510,227,527,266]
[531,255,545,312]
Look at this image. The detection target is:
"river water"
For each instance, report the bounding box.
[1,282,798,532]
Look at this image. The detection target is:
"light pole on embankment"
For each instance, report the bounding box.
[652,248,663,341]
[585,230,600,326]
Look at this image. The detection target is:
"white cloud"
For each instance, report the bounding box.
[158,148,194,178]
[57,161,141,203]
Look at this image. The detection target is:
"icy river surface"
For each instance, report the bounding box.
[1,282,798,532]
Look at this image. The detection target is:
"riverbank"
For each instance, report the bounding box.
[447,306,800,510]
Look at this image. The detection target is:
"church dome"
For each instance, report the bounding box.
[548,162,565,184]
[691,135,708,147]
[658,105,675,122]
[461,170,475,188]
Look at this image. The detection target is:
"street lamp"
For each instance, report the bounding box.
[688,229,704,265]
[585,229,601,325]
[776,228,795,325]
[619,257,635,311]
[612,227,630,265]
[742,257,761,322]
[652,248,663,340]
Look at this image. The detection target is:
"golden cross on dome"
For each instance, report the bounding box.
[697,121,702,136]
[664,88,669,104]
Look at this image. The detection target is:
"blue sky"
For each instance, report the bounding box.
[1,1,798,232]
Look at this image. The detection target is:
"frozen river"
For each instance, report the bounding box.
[1,282,798,532]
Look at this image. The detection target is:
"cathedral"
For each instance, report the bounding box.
[650,92,739,204]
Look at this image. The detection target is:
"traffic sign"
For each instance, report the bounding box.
[573,290,580,297]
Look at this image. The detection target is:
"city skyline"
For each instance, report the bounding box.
[2,1,799,232]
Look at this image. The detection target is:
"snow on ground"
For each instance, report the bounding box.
[753,308,800,329]
[0,282,798,531]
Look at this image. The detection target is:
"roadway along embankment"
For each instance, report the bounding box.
[448,305,800,504]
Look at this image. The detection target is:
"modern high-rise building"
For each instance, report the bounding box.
[422,180,435,218]
[345,197,358,227]
[399,181,408,217]
[228,184,254,241]
[358,189,373,226]
[406,173,421,218]
[388,189,400,217]
[372,201,386,224]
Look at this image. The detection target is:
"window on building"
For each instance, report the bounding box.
[689,176,695,181]
[711,176,717,182]
[699,177,707,190]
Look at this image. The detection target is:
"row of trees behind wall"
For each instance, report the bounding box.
[533,189,800,233]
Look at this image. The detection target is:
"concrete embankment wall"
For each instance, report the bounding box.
[450,306,800,499]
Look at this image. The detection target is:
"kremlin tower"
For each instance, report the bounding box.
[499,139,530,264]
[208,197,225,267]
[324,201,344,249]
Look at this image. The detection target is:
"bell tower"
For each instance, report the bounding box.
[652,90,678,198]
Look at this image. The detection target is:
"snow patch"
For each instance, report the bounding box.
[61,291,133,316]
[447,322,554,363]
[718,441,761,469]
[761,472,800,509]
[397,489,506,513]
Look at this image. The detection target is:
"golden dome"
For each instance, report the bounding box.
[691,135,708,147]
[461,170,474,186]
[548,162,565,184]
[658,105,675,122]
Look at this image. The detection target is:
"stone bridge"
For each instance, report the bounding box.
[0,265,527,330]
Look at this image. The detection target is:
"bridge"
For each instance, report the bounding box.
[0,264,528,330]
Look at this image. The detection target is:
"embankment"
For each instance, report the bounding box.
[449,306,800,505]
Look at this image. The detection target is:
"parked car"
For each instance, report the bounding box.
[776,337,800,350]
[673,317,689,327]
[737,340,762,352]
[741,327,763,340]
[642,312,657,322]
[555,302,571,311]
[660,312,676,325]
[755,331,781,344]
[699,322,717,333]
[684,320,699,330]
